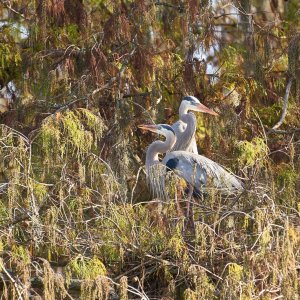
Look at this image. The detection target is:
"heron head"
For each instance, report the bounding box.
[182,95,218,116]
[138,124,175,137]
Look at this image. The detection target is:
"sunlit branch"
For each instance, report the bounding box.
[271,77,293,130]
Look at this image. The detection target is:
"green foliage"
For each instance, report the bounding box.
[276,163,297,188]
[40,118,62,157]
[11,245,31,265]
[228,263,243,282]
[184,288,197,300]
[0,43,21,69]
[0,0,299,299]
[39,109,105,159]
[257,104,282,127]
[66,24,80,44]
[62,111,94,154]
[0,201,9,223]
[237,137,269,167]
[168,220,188,260]
[222,45,245,77]
[0,31,21,82]
[275,163,298,206]
[66,255,106,282]
[189,266,216,299]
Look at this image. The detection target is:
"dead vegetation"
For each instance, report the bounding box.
[0,0,299,299]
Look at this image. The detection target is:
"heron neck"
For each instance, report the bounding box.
[146,134,176,167]
[180,109,197,137]
[179,103,189,120]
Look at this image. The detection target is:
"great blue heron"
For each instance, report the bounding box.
[139,124,243,199]
[171,96,218,154]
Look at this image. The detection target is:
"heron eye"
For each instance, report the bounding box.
[157,126,162,130]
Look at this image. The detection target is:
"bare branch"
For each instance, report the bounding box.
[271,78,293,130]
[154,1,184,12]
[91,46,136,98]
[0,0,27,20]
[0,259,25,299]
[269,127,300,134]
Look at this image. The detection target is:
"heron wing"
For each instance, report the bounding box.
[163,151,243,192]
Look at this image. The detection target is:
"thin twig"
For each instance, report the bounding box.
[154,1,184,11]
[268,127,300,135]
[91,46,136,98]
[130,167,143,204]
[0,259,25,299]
[0,0,27,19]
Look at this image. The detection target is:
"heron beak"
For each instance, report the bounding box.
[194,103,218,116]
[138,124,158,133]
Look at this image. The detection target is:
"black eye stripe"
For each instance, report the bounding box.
[183,96,196,103]
[160,124,175,135]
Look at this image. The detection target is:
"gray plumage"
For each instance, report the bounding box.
[171,113,198,153]
[162,151,243,192]
[171,96,218,154]
[139,124,243,199]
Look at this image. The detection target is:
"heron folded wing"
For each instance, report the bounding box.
[164,151,243,193]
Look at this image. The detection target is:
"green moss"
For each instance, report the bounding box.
[189,267,216,299]
[0,201,9,224]
[33,181,48,203]
[62,111,93,154]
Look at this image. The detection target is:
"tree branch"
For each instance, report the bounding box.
[0,0,27,20]
[271,78,293,130]
[91,46,136,98]
[0,259,25,299]
[154,1,184,12]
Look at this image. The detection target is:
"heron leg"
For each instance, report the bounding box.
[184,183,195,232]
[175,183,184,217]
[186,183,193,218]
